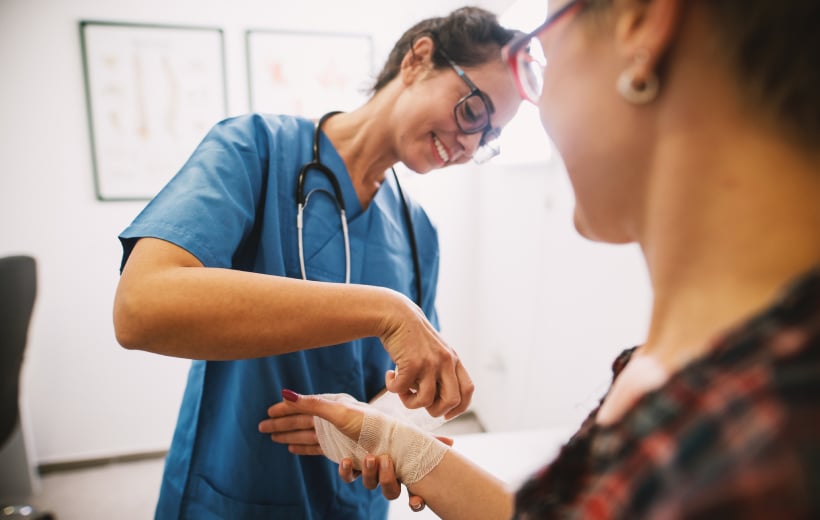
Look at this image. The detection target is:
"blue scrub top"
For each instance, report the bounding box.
[119,114,441,519]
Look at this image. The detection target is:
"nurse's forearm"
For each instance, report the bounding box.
[113,238,411,360]
[407,450,515,520]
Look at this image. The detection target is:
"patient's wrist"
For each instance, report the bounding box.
[359,412,449,484]
[313,393,450,484]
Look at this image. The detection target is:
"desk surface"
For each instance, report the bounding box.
[387,427,571,520]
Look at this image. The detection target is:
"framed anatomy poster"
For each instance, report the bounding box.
[245,29,374,119]
[80,21,227,200]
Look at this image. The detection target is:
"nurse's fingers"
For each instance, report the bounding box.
[425,355,462,418]
[402,377,438,412]
[408,494,426,512]
[377,455,401,500]
[338,458,361,483]
[444,358,474,420]
[286,443,324,456]
[385,364,419,400]
[358,455,401,500]
[414,354,473,419]
[264,428,317,446]
[386,369,438,412]
[434,435,455,448]
[361,455,379,490]
[390,350,466,418]
[258,413,315,434]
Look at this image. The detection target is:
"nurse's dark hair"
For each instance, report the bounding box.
[370,6,518,93]
[586,0,820,150]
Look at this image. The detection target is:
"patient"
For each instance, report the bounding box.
[260,0,820,517]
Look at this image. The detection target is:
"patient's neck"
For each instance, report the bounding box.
[638,122,820,373]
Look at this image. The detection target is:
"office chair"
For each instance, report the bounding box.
[0,255,54,519]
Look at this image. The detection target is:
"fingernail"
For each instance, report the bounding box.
[365,457,375,470]
[342,460,351,471]
[411,502,425,511]
[281,389,299,402]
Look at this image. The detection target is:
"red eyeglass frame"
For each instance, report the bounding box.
[503,0,586,103]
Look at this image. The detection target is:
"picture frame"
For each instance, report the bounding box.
[245,29,374,120]
[80,21,228,201]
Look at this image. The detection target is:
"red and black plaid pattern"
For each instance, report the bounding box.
[515,268,820,519]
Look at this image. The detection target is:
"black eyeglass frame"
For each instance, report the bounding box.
[435,47,502,154]
[503,0,585,103]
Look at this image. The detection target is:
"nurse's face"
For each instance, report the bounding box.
[533,1,652,244]
[394,50,521,173]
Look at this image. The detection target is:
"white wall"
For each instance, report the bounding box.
[472,159,652,432]
[1,0,652,466]
[0,0,508,465]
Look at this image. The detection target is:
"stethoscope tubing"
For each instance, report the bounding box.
[295,111,422,306]
[297,201,351,284]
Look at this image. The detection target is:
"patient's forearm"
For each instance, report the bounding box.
[407,449,514,520]
[305,393,514,518]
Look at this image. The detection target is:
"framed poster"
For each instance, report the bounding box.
[80,21,227,201]
[246,29,374,119]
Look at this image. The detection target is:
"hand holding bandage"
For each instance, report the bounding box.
[280,390,450,485]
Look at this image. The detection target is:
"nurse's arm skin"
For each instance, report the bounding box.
[114,237,474,418]
[280,392,515,520]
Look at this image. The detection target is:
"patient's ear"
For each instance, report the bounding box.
[614,0,685,74]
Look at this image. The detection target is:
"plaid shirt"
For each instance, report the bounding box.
[514,268,820,519]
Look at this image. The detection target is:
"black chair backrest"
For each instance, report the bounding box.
[0,255,37,448]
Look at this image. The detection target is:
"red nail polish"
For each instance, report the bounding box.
[282,389,299,402]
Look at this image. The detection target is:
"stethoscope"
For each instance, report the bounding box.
[296,111,423,307]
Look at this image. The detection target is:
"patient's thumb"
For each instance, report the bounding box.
[281,389,327,416]
[281,388,301,403]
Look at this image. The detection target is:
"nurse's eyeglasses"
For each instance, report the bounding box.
[436,47,502,163]
[502,0,585,103]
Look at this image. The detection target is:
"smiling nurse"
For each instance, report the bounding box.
[113,6,522,520]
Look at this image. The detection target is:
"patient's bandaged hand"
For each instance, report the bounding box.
[313,393,449,484]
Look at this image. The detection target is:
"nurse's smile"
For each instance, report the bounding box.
[432,134,451,165]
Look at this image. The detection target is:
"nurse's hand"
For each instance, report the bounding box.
[259,400,322,455]
[380,296,474,419]
[339,436,454,513]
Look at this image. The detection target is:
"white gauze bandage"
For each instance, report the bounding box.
[313,393,450,485]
